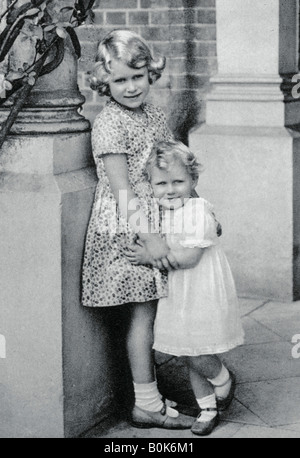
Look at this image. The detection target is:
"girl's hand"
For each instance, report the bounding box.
[211,212,222,237]
[124,243,154,266]
[124,240,178,271]
[216,222,222,237]
[141,234,170,261]
[142,235,180,271]
[166,252,180,270]
[155,255,179,272]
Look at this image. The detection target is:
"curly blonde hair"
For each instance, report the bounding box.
[144,140,203,184]
[89,29,166,97]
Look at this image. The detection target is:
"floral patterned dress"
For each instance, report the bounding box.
[82,99,171,307]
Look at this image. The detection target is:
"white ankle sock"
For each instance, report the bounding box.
[196,394,217,422]
[133,381,178,417]
[208,364,231,399]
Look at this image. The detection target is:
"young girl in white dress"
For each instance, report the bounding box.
[126,140,244,436]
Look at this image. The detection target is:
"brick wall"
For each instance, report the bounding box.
[77,0,217,143]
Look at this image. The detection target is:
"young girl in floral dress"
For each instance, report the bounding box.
[81,29,193,429]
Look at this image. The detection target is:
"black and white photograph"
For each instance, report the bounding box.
[1,0,300,442]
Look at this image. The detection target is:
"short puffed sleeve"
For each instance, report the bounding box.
[92,109,129,158]
[179,198,218,248]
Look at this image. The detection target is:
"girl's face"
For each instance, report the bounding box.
[108,58,150,112]
[150,159,196,210]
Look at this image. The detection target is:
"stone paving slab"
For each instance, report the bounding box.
[238,298,268,317]
[220,399,266,426]
[234,377,300,427]
[249,301,300,342]
[274,423,300,433]
[85,418,246,439]
[230,424,300,438]
[221,341,300,383]
[242,316,282,345]
[189,421,246,439]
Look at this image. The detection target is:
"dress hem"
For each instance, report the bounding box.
[153,336,244,357]
[82,294,167,308]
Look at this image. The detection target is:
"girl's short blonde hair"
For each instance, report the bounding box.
[90,29,166,96]
[145,140,202,184]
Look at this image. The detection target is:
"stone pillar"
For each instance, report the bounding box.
[189,0,300,301]
[0,5,115,437]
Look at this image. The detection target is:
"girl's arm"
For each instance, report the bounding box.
[125,243,204,270]
[169,247,204,269]
[103,153,171,262]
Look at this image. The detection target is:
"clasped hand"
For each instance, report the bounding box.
[124,237,179,271]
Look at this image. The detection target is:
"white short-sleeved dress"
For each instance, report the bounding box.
[82,99,172,307]
[153,198,244,356]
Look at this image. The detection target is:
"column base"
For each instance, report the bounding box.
[0,133,118,438]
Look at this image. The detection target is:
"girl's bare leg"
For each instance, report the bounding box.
[126,300,157,383]
[187,354,222,380]
[186,356,219,435]
[126,303,201,428]
[185,356,215,398]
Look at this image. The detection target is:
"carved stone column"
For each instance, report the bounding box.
[0,1,114,438]
[190,0,300,301]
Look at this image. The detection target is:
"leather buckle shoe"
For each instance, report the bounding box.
[131,404,194,429]
[191,408,219,436]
